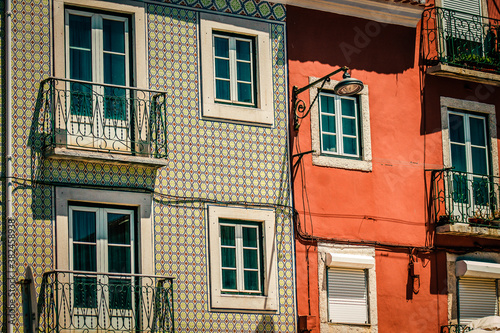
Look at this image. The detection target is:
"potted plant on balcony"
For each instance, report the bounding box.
[469,210,489,226]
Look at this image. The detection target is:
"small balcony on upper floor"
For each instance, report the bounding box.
[34,270,174,332]
[440,324,470,333]
[422,7,500,85]
[37,78,168,168]
[431,169,500,239]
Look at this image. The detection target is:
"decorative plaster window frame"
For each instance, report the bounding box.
[318,244,378,332]
[200,13,274,126]
[207,205,278,311]
[310,78,372,171]
[55,187,154,276]
[440,97,498,178]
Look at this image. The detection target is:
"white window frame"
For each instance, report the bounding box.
[310,78,372,171]
[212,33,255,106]
[441,97,498,177]
[318,92,360,158]
[55,187,154,277]
[208,205,277,311]
[318,244,378,331]
[218,221,262,294]
[200,13,274,126]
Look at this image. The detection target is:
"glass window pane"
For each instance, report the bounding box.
[70,49,92,81]
[104,53,126,86]
[221,247,236,268]
[70,82,93,117]
[473,176,490,206]
[320,95,335,115]
[244,270,259,291]
[222,269,236,290]
[108,246,131,273]
[341,98,355,117]
[236,40,251,61]
[69,15,91,49]
[449,114,465,143]
[104,87,127,120]
[322,134,337,152]
[73,244,96,271]
[108,213,131,245]
[74,276,97,308]
[243,249,258,269]
[73,210,96,242]
[242,227,257,247]
[103,19,125,53]
[220,225,235,246]
[452,174,469,204]
[321,115,336,134]
[451,143,467,172]
[237,83,252,103]
[214,37,229,58]
[343,137,357,155]
[472,147,488,175]
[237,62,251,82]
[470,117,486,147]
[215,80,230,100]
[342,117,356,136]
[215,59,230,79]
[109,278,132,310]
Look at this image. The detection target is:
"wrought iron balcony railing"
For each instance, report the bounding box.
[36,270,174,332]
[422,7,500,73]
[431,169,500,227]
[38,78,167,158]
[441,324,471,333]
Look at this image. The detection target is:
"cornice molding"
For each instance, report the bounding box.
[281,0,425,27]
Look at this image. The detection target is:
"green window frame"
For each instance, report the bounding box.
[219,219,263,295]
[213,33,255,106]
[319,92,360,158]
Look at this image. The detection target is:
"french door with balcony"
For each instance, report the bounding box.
[69,206,135,330]
[448,111,491,220]
[65,9,130,152]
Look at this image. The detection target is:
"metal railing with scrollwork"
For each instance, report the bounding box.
[431,169,500,227]
[38,78,167,158]
[441,324,471,333]
[422,7,500,73]
[36,270,174,332]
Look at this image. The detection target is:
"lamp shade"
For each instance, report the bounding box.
[333,77,364,96]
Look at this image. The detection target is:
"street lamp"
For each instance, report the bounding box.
[292,66,364,131]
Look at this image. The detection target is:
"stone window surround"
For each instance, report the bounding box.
[310,78,372,172]
[55,187,154,276]
[207,205,278,311]
[440,96,498,178]
[318,244,378,332]
[200,12,274,126]
[446,252,500,324]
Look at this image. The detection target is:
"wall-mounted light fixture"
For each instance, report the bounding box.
[292,66,364,131]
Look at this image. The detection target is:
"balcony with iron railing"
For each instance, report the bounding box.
[422,7,500,85]
[37,78,168,167]
[431,169,500,238]
[35,271,174,332]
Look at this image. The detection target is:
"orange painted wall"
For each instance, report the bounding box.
[287,5,450,332]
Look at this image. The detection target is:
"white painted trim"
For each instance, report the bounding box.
[318,244,378,332]
[457,260,500,279]
[55,187,154,276]
[310,77,372,172]
[207,205,278,311]
[277,0,424,27]
[326,253,375,269]
[200,13,274,126]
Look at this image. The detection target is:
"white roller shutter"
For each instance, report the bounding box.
[328,268,368,324]
[459,277,498,324]
[442,0,481,16]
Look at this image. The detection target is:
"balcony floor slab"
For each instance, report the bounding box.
[436,223,500,239]
[427,64,500,86]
